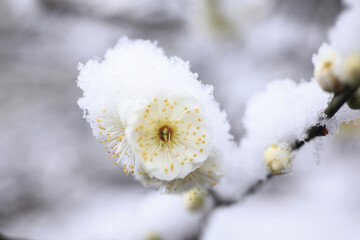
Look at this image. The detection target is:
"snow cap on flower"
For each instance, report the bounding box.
[77,37,233,193]
[264,143,292,175]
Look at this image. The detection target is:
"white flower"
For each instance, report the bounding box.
[77,37,233,193]
[137,151,223,193]
[127,93,213,181]
[96,109,135,174]
[264,143,292,175]
[312,43,342,93]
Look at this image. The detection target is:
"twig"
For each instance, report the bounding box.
[209,83,360,207]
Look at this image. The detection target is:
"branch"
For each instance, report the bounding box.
[209,83,360,207]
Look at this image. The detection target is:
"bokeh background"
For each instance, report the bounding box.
[1,0,360,239]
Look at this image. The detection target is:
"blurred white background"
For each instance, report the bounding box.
[1,0,360,239]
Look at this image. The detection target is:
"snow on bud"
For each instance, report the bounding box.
[264,144,292,175]
[182,188,205,211]
[312,43,342,93]
[77,37,232,193]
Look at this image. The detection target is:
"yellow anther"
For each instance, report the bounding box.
[200,148,203,152]
[164,168,168,172]
[171,163,174,170]
[197,118,202,122]
[96,118,101,122]
[193,153,197,157]
[154,98,157,102]
[102,109,106,113]
[181,161,184,165]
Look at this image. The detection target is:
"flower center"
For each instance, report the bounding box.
[158,125,173,142]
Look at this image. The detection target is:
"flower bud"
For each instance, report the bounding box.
[343,55,360,85]
[313,44,343,92]
[145,233,162,240]
[347,89,360,109]
[182,188,205,211]
[264,144,292,175]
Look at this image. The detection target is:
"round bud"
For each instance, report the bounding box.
[182,188,205,211]
[347,89,360,109]
[314,54,342,92]
[343,55,360,85]
[264,144,292,175]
